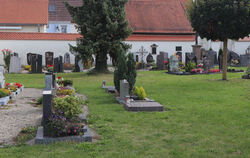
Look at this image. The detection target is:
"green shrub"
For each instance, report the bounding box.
[47,67,53,72]
[37,96,43,105]
[185,62,196,72]
[114,51,127,92]
[63,80,73,87]
[0,89,7,98]
[134,86,146,100]
[126,53,137,93]
[54,96,83,119]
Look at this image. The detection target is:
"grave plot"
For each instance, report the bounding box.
[116,80,164,112]
[35,73,92,144]
[0,66,24,106]
[242,65,250,79]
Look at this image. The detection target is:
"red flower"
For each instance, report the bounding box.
[164,61,168,64]
[6,83,10,87]
[57,77,61,79]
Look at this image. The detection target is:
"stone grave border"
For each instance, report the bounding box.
[0,85,24,105]
[35,73,92,144]
[102,80,164,112]
[166,71,222,76]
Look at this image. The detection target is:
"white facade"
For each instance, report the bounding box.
[0,39,249,66]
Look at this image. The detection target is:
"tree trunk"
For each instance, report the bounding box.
[95,53,108,72]
[222,39,228,80]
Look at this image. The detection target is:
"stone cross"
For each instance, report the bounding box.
[136,46,148,68]
[120,79,129,101]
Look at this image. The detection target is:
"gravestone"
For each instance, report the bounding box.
[74,56,80,72]
[53,57,59,73]
[31,54,42,73]
[219,54,223,69]
[146,54,154,63]
[228,50,240,65]
[42,90,53,136]
[45,52,54,66]
[58,56,63,73]
[9,55,21,73]
[203,57,210,72]
[240,54,250,67]
[44,73,53,90]
[0,66,5,88]
[157,52,168,70]
[120,80,129,101]
[204,50,217,67]
[169,55,179,72]
[78,59,84,72]
[27,53,34,65]
[176,52,182,62]
[64,53,70,64]
[185,53,197,66]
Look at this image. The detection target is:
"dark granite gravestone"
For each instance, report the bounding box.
[176,52,182,62]
[156,52,168,70]
[74,56,80,72]
[27,53,34,65]
[240,54,250,67]
[136,55,139,62]
[219,54,223,69]
[31,54,43,73]
[42,90,53,136]
[185,53,197,66]
[53,57,59,73]
[146,53,154,63]
[37,55,43,73]
[64,53,70,64]
[58,56,63,73]
[31,54,37,74]
[204,50,217,68]
[45,52,54,66]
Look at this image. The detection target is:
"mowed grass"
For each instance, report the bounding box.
[1,71,249,158]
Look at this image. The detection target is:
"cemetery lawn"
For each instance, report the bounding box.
[1,71,249,158]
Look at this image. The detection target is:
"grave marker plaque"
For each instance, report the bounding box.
[45,52,54,66]
[53,57,59,73]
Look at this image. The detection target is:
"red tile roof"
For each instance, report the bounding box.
[0,0,48,25]
[49,0,83,22]
[126,0,193,34]
[50,0,193,34]
[0,32,195,41]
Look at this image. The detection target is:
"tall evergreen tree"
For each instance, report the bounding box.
[64,0,132,72]
[186,0,250,80]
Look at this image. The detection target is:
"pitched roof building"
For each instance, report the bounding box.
[0,0,49,32]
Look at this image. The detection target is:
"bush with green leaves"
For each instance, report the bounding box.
[185,62,196,72]
[56,89,75,96]
[134,86,146,100]
[63,80,73,87]
[37,96,43,105]
[114,52,136,93]
[0,89,8,98]
[54,96,83,119]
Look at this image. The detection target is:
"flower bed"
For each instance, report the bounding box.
[0,82,24,105]
[35,74,92,144]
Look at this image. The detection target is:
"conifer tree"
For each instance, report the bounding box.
[64,0,132,72]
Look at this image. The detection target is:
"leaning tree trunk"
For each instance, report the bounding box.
[95,53,108,72]
[222,39,228,80]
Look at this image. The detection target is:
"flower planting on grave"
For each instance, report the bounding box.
[133,86,146,100]
[36,73,92,143]
[0,82,24,105]
[1,49,13,72]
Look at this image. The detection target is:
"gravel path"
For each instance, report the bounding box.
[0,88,43,145]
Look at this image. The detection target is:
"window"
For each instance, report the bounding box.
[49,5,55,12]
[61,25,67,33]
[176,46,182,52]
[151,44,158,54]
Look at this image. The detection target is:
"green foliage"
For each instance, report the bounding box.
[37,96,43,105]
[63,79,73,87]
[47,67,53,72]
[186,0,250,41]
[0,89,7,98]
[16,126,37,144]
[185,62,196,72]
[114,51,127,92]
[64,0,132,72]
[126,53,137,92]
[56,89,75,96]
[134,86,146,100]
[54,96,83,119]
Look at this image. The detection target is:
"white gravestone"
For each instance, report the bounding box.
[9,56,21,73]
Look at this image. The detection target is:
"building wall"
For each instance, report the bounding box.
[0,40,76,65]
[0,25,46,33]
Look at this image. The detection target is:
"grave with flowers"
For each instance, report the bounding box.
[35,73,92,144]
